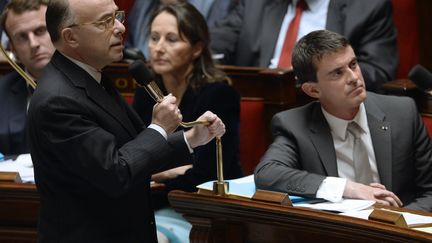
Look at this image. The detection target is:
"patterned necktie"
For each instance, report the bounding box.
[347,121,373,184]
[278,0,307,68]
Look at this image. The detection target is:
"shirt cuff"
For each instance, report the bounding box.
[148,124,167,140]
[183,132,194,153]
[316,177,346,202]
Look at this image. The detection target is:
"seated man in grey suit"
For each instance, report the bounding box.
[254,30,432,212]
[210,0,398,92]
[0,0,55,155]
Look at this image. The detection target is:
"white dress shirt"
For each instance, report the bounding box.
[316,103,380,202]
[269,0,329,68]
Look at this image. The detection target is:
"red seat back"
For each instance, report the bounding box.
[392,0,420,78]
[421,115,432,137]
[239,98,267,175]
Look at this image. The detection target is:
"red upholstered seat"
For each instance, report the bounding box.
[392,0,420,79]
[421,115,432,137]
[239,98,267,175]
[123,94,134,105]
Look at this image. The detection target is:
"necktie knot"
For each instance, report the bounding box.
[347,121,363,139]
[296,0,307,10]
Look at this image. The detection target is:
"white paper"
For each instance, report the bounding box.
[196,175,256,198]
[341,208,432,226]
[196,175,305,202]
[294,199,375,213]
[0,153,34,183]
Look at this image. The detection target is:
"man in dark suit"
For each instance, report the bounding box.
[210,0,398,92]
[254,30,432,212]
[0,0,55,155]
[28,0,226,242]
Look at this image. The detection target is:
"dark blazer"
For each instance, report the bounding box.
[254,92,432,212]
[133,82,243,201]
[28,51,193,242]
[0,71,30,155]
[210,0,398,91]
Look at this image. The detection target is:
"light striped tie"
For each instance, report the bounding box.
[347,122,373,184]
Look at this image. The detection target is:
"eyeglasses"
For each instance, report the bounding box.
[68,10,125,30]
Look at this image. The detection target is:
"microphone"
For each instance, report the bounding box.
[408,64,432,95]
[123,47,146,64]
[128,60,164,101]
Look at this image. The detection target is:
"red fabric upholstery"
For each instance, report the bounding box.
[392,0,420,79]
[422,115,432,137]
[123,94,134,105]
[114,0,135,41]
[239,98,267,175]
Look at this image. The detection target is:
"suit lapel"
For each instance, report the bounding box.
[87,75,138,137]
[309,103,339,176]
[8,75,28,150]
[260,0,290,66]
[326,0,346,34]
[364,96,392,189]
[51,52,138,138]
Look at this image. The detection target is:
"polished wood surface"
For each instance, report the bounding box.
[0,178,167,242]
[168,190,432,243]
[0,181,39,242]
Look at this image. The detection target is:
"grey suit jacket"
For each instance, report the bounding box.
[210,0,398,91]
[255,92,432,212]
[28,51,192,242]
[0,71,30,155]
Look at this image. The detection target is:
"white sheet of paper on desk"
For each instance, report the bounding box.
[0,153,34,183]
[196,175,305,203]
[413,227,432,234]
[294,199,375,213]
[341,209,432,226]
[196,174,256,198]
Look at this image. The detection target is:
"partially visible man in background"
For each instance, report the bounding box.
[0,0,55,156]
[210,0,398,92]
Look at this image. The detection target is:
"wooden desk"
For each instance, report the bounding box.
[0,181,39,242]
[168,190,432,243]
[0,178,166,242]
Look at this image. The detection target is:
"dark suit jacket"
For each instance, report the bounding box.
[28,51,193,242]
[0,71,30,155]
[133,82,243,203]
[255,92,432,212]
[210,0,398,91]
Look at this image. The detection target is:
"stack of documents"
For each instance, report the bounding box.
[0,153,34,183]
[294,199,375,213]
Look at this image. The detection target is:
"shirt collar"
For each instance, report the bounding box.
[63,55,102,83]
[292,0,323,12]
[321,103,369,140]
